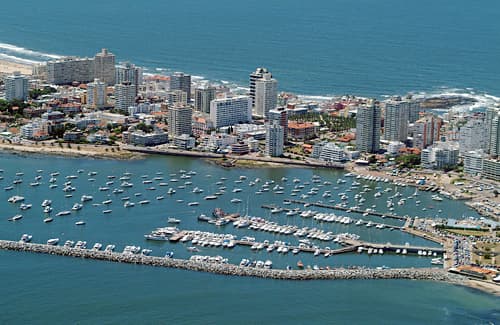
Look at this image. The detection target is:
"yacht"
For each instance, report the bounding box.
[230,198,242,203]
[124,201,135,208]
[56,211,71,217]
[43,217,53,223]
[431,195,443,201]
[102,209,113,214]
[102,199,113,205]
[20,234,32,243]
[139,200,150,205]
[92,243,103,251]
[19,203,32,210]
[75,220,86,226]
[72,203,83,211]
[47,238,59,245]
[204,195,218,200]
[41,199,52,207]
[8,195,25,203]
[168,217,181,224]
[167,188,176,195]
[188,202,199,206]
[156,196,165,200]
[80,195,93,203]
[9,214,23,221]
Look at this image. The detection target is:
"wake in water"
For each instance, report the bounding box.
[0,42,61,64]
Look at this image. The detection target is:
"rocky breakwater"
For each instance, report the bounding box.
[0,240,465,284]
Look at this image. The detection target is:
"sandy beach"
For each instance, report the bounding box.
[0,59,33,75]
[0,142,143,160]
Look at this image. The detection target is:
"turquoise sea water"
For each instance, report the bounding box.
[0,152,498,324]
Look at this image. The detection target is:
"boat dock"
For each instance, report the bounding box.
[271,200,407,220]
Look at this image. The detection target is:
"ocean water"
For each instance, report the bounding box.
[1,0,500,101]
[0,152,498,324]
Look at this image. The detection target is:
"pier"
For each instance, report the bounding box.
[278,200,408,220]
[0,240,461,282]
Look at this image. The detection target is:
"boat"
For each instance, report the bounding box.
[165,251,174,258]
[431,195,443,201]
[81,195,93,202]
[19,203,32,210]
[92,243,103,251]
[188,202,199,206]
[4,186,13,191]
[43,206,53,213]
[102,199,113,205]
[102,209,113,214]
[104,245,115,252]
[141,249,152,256]
[56,211,71,217]
[47,238,59,245]
[43,217,53,223]
[8,195,25,203]
[167,188,176,195]
[168,217,181,224]
[75,220,86,226]
[72,203,83,211]
[204,195,218,200]
[230,198,242,203]
[297,261,304,269]
[139,200,150,205]
[124,201,135,208]
[431,258,443,265]
[156,196,165,200]
[41,199,52,207]
[20,234,32,243]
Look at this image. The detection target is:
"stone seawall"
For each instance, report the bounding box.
[0,240,464,283]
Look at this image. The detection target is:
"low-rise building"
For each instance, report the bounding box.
[463,150,485,176]
[173,134,195,150]
[287,121,317,141]
[421,142,459,169]
[482,158,500,181]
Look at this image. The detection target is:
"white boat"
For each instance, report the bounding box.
[8,214,23,221]
[43,217,53,223]
[156,196,165,200]
[168,217,181,224]
[431,195,443,201]
[102,199,113,205]
[124,201,135,208]
[72,203,83,211]
[56,211,71,217]
[19,203,32,210]
[102,209,112,214]
[47,238,59,245]
[139,200,150,205]
[188,202,199,206]
[8,195,25,203]
[41,199,52,207]
[81,195,93,202]
[43,206,53,213]
[20,234,32,243]
[75,220,86,226]
[204,195,217,200]
[230,198,242,203]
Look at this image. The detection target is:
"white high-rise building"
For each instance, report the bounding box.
[254,73,277,118]
[115,62,142,96]
[4,71,29,101]
[458,117,489,155]
[384,99,409,142]
[94,48,116,86]
[170,72,191,102]
[114,82,136,112]
[249,67,270,108]
[412,114,442,149]
[46,57,94,85]
[488,111,500,157]
[210,96,252,128]
[268,107,288,143]
[355,101,381,153]
[168,104,192,137]
[195,86,216,114]
[87,79,106,109]
[265,122,284,157]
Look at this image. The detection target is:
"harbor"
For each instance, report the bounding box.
[0,239,461,282]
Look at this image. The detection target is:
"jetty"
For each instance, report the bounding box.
[0,240,462,282]
[280,200,407,220]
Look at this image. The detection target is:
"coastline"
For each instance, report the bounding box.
[0,59,32,75]
[0,142,143,160]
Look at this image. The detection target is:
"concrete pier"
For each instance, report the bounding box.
[0,240,462,282]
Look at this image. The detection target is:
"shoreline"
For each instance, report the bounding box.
[0,59,33,75]
[0,142,144,160]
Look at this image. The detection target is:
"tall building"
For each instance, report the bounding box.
[114,82,136,112]
[115,62,142,95]
[412,114,442,149]
[209,96,252,128]
[46,57,94,85]
[249,67,270,108]
[93,48,116,86]
[254,72,277,118]
[458,117,489,155]
[165,90,187,105]
[86,79,106,109]
[4,71,29,101]
[489,113,500,157]
[265,122,284,157]
[168,104,192,137]
[355,101,381,153]
[194,86,216,114]
[384,99,409,142]
[407,99,421,123]
[170,72,191,102]
[268,107,288,143]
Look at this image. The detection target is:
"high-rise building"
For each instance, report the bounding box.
[114,82,136,112]
[254,72,277,118]
[93,48,116,86]
[265,122,284,157]
[384,99,409,142]
[421,142,459,169]
[210,96,252,128]
[249,67,270,108]
[355,101,381,153]
[268,107,288,143]
[407,99,421,123]
[86,79,106,109]
[194,86,216,114]
[489,113,500,157]
[168,104,192,137]
[170,72,191,102]
[115,62,142,95]
[412,114,442,149]
[165,90,188,106]
[4,71,29,101]
[46,57,94,85]
[458,117,489,155]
